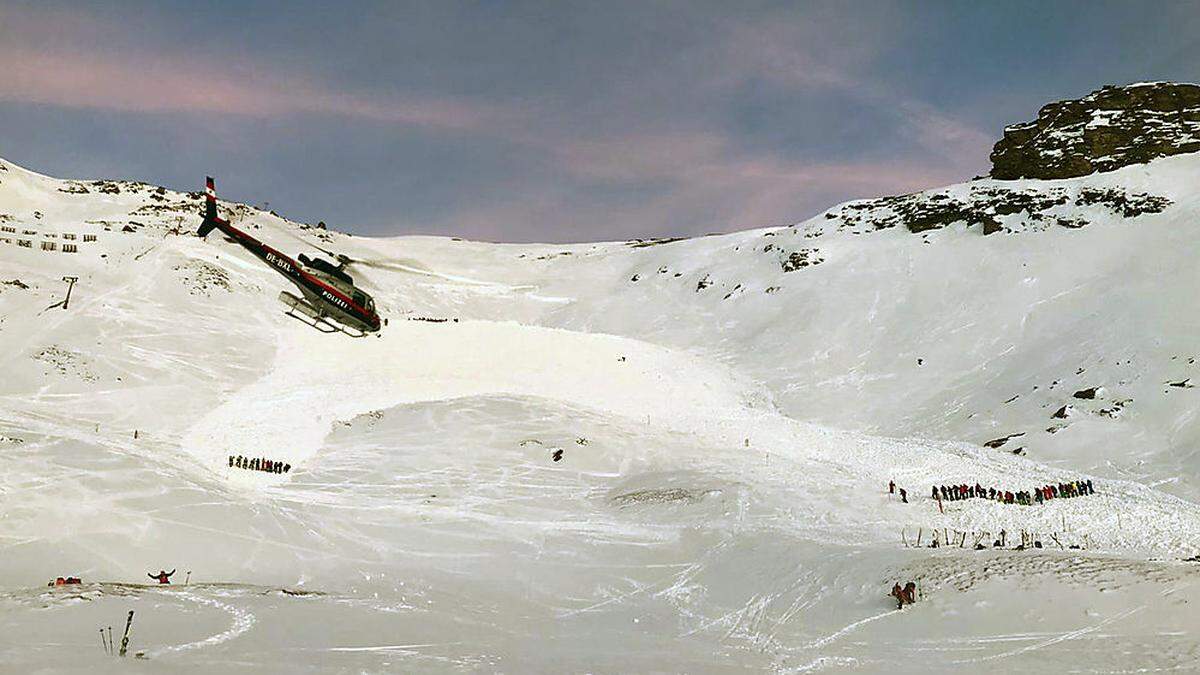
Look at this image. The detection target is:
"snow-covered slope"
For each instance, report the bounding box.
[2,151,1199,672]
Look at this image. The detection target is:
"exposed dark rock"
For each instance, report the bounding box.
[627,237,684,249]
[1073,387,1100,399]
[824,182,1163,237]
[1051,405,1072,419]
[1168,378,1195,388]
[991,82,1200,180]
[1096,398,1132,418]
[984,432,1026,449]
[780,248,824,271]
[1075,188,1171,217]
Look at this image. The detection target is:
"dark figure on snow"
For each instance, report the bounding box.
[899,488,908,503]
[891,583,905,609]
[283,463,291,473]
[149,569,175,584]
[903,582,916,605]
[1087,479,1094,494]
[989,487,996,500]
[228,455,234,467]
[889,480,895,494]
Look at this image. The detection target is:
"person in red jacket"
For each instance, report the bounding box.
[148,569,175,584]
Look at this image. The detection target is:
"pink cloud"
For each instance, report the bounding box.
[0,44,506,131]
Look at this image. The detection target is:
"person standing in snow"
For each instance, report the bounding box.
[899,488,908,503]
[148,569,175,584]
[891,583,905,609]
[889,480,895,494]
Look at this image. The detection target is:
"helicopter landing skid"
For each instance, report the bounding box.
[278,291,366,337]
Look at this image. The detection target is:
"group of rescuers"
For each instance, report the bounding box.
[932,479,1095,505]
[229,455,291,474]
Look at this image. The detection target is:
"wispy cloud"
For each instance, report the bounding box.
[717,18,994,170]
[0,46,506,131]
[0,4,508,131]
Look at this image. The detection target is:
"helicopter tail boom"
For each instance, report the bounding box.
[197,176,220,237]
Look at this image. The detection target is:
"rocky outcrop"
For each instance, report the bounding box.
[990,82,1200,180]
[823,183,1170,236]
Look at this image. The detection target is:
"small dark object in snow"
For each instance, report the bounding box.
[984,432,1025,449]
[1073,387,1100,399]
[1051,405,1071,419]
[1168,379,1195,388]
[551,449,563,462]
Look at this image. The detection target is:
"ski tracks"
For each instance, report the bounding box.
[149,591,257,657]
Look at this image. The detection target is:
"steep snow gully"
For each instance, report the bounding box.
[2,150,1200,671]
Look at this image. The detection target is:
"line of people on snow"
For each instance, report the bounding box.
[229,455,291,474]
[933,479,1094,505]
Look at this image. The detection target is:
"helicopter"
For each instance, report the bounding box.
[196,177,382,336]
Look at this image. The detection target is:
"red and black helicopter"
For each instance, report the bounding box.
[197,177,382,336]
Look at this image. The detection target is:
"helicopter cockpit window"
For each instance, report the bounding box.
[353,292,366,307]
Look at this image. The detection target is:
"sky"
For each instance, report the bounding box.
[1,1,1198,242]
